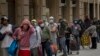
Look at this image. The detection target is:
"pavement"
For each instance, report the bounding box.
[0,42,100,56]
[57,43,100,56]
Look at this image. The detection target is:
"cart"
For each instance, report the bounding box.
[81,33,91,48]
[69,35,79,55]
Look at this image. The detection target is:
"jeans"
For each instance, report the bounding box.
[74,35,80,50]
[59,37,67,56]
[66,39,70,53]
[42,41,52,56]
[57,38,62,51]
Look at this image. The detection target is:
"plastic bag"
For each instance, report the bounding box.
[8,40,18,56]
[50,44,58,54]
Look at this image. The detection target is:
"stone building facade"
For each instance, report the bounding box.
[0,0,100,25]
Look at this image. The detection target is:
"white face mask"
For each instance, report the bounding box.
[49,20,54,24]
[34,23,37,26]
[40,23,44,27]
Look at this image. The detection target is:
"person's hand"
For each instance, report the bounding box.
[4,31,9,34]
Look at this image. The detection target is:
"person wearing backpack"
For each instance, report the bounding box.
[38,19,52,56]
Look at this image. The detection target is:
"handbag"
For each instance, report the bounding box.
[0,33,6,41]
[8,40,18,56]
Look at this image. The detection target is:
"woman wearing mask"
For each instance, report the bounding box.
[13,18,34,56]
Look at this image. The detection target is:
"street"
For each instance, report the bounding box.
[57,43,100,56]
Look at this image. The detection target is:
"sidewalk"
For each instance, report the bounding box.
[57,43,100,56]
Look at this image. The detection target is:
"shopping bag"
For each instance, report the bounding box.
[8,40,18,56]
[81,33,91,46]
[50,44,58,54]
[69,38,77,50]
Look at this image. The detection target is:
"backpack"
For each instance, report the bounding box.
[72,25,80,35]
[41,26,51,42]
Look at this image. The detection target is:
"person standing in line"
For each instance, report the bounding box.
[38,19,52,56]
[71,20,81,51]
[0,16,14,56]
[58,19,68,56]
[30,19,42,56]
[13,18,34,56]
[85,22,97,49]
[48,16,58,56]
[65,24,72,54]
[84,16,91,29]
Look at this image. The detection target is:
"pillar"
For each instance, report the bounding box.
[49,0,59,20]
[33,0,42,19]
[0,0,8,16]
[97,0,100,20]
[15,0,29,25]
[79,0,85,20]
[87,0,90,17]
[41,0,47,19]
[69,0,73,22]
[93,0,96,18]
[63,0,72,22]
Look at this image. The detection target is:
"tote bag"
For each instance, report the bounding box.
[8,40,18,56]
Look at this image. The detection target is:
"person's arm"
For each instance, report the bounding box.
[29,26,34,35]
[12,28,19,40]
[84,26,92,34]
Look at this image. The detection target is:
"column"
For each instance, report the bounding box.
[49,0,59,20]
[15,0,29,25]
[34,0,42,19]
[87,0,90,17]
[93,0,96,18]
[41,0,47,19]
[79,0,84,20]
[64,0,73,22]
[70,0,73,22]
[0,0,8,16]
[97,0,100,20]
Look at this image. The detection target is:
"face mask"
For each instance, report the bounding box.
[40,23,44,27]
[49,20,54,24]
[34,23,37,26]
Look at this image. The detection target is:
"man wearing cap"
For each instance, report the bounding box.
[30,19,42,56]
[0,16,14,56]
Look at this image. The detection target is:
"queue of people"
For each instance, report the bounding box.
[0,16,99,56]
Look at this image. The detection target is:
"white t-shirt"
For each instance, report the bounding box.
[0,24,14,48]
[30,26,41,49]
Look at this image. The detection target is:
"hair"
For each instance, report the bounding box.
[20,25,30,31]
[1,17,9,24]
